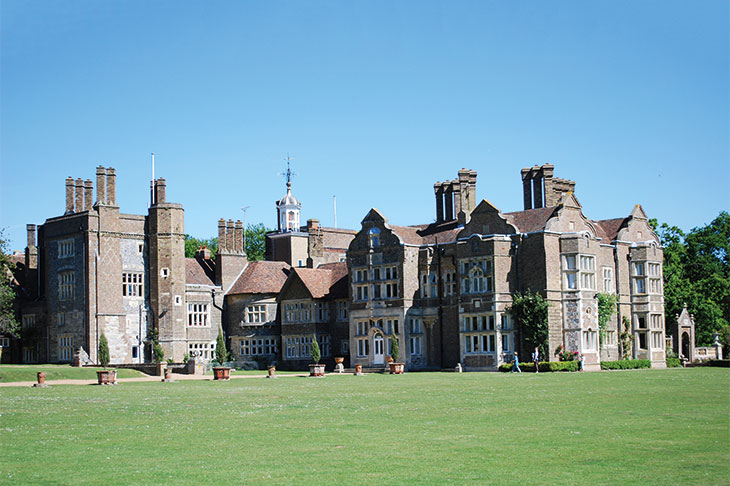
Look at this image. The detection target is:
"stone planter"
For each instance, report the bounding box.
[34,371,48,388]
[334,357,344,365]
[354,364,363,376]
[267,366,276,378]
[389,362,405,375]
[213,367,231,380]
[309,363,326,377]
[96,369,117,385]
[162,368,174,382]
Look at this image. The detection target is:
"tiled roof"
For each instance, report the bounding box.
[226,261,291,295]
[390,221,461,246]
[593,218,628,242]
[503,206,559,233]
[294,261,348,299]
[186,257,216,286]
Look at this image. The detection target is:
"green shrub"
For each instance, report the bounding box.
[215,326,228,365]
[311,336,321,364]
[600,359,651,370]
[498,361,579,372]
[153,342,164,363]
[666,357,682,368]
[98,332,110,368]
[703,359,730,368]
[390,334,399,362]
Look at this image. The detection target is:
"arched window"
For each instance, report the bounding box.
[368,227,381,248]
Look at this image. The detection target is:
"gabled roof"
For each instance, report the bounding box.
[390,220,461,246]
[186,257,216,286]
[226,261,290,295]
[281,262,349,300]
[503,206,559,233]
[593,218,628,242]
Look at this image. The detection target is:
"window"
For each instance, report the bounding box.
[240,337,278,356]
[410,318,422,334]
[410,336,422,355]
[632,262,646,294]
[420,272,438,298]
[385,319,399,335]
[459,258,493,295]
[602,267,614,293]
[353,269,368,283]
[138,243,144,253]
[355,285,368,301]
[0,337,9,347]
[58,271,75,301]
[357,338,369,357]
[384,266,398,280]
[174,295,182,305]
[317,335,331,357]
[122,272,144,297]
[650,314,662,329]
[22,315,35,330]
[59,336,73,361]
[501,314,513,330]
[161,268,169,279]
[582,330,597,351]
[337,301,348,321]
[188,342,215,359]
[580,255,596,290]
[651,331,663,349]
[648,263,661,294]
[58,239,74,258]
[246,305,266,323]
[57,312,69,327]
[341,340,349,354]
[443,271,456,296]
[368,227,381,248]
[284,335,319,359]
[462,313,496,355]
[563,255,577,290]
[315,302,328,322]
[637,332,647,350]
[604,330,616,346]
[283,301,312,323]
[187,303,209,327]
[23,346,37,363]
[502,333,512,352]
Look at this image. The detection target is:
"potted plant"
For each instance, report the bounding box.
[213,325,231,380]
[96,332,117,385]
[309,336,325,377]
[388,334,404,374]
[267,364,276,378]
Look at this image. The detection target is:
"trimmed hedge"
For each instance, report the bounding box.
[702,359,730,368]
[600,359,651,370]
[498,361,580,373]
[666,357,682,368]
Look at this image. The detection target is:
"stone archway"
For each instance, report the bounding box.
[681,332,691,361]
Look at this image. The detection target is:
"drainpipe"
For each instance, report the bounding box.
[435,237,443,369]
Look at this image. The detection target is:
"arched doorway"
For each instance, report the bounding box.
[681,332,691,360]
[373,333,385,365]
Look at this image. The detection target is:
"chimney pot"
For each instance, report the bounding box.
[96,166,106,205]
[66,177,75,214]
[106,167,117,205]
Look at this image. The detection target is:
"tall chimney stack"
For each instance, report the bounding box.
[218,219,227,252]
[155,178,166,204]
[75,178,84,212]
[65,177,75,214]
[26,224,36,248]
[234,220,243,253]
[106,167,116,205]
[96,166,106,205]
[84,179,93,210]
[226,219,235,254]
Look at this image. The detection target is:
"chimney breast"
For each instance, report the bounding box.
[75,178,84,213]
[96,166,106,205]
[84,179,93,210]
[234,220,243,253]
[106,167,116,205]
[218,219,226,252]
[26,224,36,248]
[66,177,75,214]
[155,178,166,204]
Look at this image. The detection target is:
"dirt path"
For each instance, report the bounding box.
[0,371,311,388]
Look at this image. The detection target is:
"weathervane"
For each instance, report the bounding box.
[279,154,297,188]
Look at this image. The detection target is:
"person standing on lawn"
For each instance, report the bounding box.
[579,353,585,371]
[532,347,540,373]
[511,352,521,373]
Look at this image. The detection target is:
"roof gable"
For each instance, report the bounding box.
[458,199,518,238]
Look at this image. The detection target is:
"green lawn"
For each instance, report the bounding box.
[0,364,146,383]
[0,369,727,485]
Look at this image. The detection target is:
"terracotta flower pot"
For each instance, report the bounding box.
[309,363,326,377]
[37,372,46,385]
[389,362,405,375]
[267,366,276,378]
[96,369,117,385]
[213,367,231,380]
[334,357,345,364]
[354,364,363,375]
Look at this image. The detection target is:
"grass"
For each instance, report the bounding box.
[0,368,728,485]
[0,364,146,383]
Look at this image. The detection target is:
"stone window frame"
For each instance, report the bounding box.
[122,272,144,297]
[602,266,614,293]
[22,314,36,330]
[240,337,278,356]
[187,303,209,327]
[631,262,647,295]
[245,304,267,324]
[58,271,75,301]
[284,335,313,359]
[0,337,9,347]
[461,312,497,355]
[188,341,216,360]
[58,239,74,259]
[420,271,438,298]
[409,335,422,355]
[579,255,596,290]
[58,335,73,361]
[459,257,493,295]
[336,301,348,321]
[648,262,661,294]
[443,271,456,296]
[582,329,598,351]
[283,300,312,323]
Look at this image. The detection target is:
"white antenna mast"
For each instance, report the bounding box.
[333,195,337,228]
[240,206,250,251]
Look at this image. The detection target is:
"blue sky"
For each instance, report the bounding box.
[1,1,728,251]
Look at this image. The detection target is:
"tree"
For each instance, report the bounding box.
[215,325,228,364]
[310,335,321,364]
[653,212,729,347]
[596,293,618,349]
[98,332,110,368]
[148,327,164,363]
[390,334,399,362]
[184,235,218,258]
[619,316,634,359]
[0,229,20,339]
[507,290,549,361]
[245,223,269,261]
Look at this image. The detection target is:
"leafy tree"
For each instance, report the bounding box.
[507,290,549,361]
[148,327,164,363]
[245,223,269,261]
[310,335,321,364]
[596,293,618,349]
[652,212,729,347]
[215,325,228,364]
[390,334,399,362]
[0,230,20,339]
[98,332,110,368]
[184,235,218,258]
